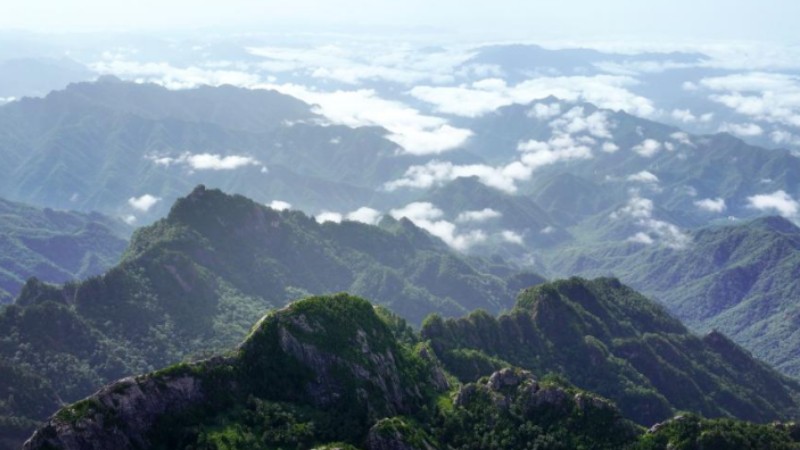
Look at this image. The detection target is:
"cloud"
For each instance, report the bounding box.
[315,207,383,225]
[632,139,662,157]
[694,198,727,213]
[700,72,800,128]
[456,208,502,223]
[500,230,524,245]
[409,74,656,118]
[316,211,343,224]
[90,59,260,90]
[390,202,486,251]
[247,44,474,86]
[128,194,161,212]
[602,142,620,153]
[528,102,562,119]
[386,109,601,193]
[627,232,655,245]
[385,160,527,193]
[670,109,710,123]
[346,207,382,225]
[718,122,764,137]
[771,130,800,146]
[268,200,292,211]
[747,190,799,218]
[258,83,472,155]
[149,152,265,171]
[670,132,694,147]
[611,194,691,249]
[548,106,614,139]
[627,171,659,184]
[122,214,137,225]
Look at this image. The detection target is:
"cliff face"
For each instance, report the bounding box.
[24,294,448,450]
[22,360,225,450]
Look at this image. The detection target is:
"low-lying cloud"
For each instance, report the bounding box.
[747,190,799,218]
[128,194,161,212]
[611,194,691,249]
[258,84,472,155]
[694,198,727,213]
[410,75,656,119]
[390,202,487,251]
[149,152,265,171]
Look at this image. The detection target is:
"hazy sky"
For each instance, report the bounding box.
[3,0,800,42]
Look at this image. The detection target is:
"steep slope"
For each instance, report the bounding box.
[0,186,527,446]
[422,277,800,426]
[23,294,800,450]
[23,294,641,450]
[547,216,800,376]
[0,197,128,303]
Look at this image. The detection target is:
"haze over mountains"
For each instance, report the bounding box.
[3,22,800,450]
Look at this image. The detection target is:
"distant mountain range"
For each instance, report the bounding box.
[547,216,800,377]
[0,197,128,303]
[4,188,800,449]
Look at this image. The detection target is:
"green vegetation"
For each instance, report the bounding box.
[0,197,128,303]
[28,294,800,450]
[422,277,800,426]
[0,187,526,448]
[548,216,800,377]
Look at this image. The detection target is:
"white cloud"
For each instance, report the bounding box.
[628,232,655,245]
[500,230,524,245]
[258,84,472,155]
[771,130,800,146]
[611,194,691,249]
[632,139,662,157]
[90,59,260,90]
[268,200,292,211]
[315,207,383,225]
[671,109,697,123]
[248,44,474,86]
[627,171,659,184]
[602,142,620,153]
[316,211,343,224]
[346,207,382,225]
[718,122,764,137]
[386,120,596,193]
[410,74,656,119]
[694,198,727,213]
[528,102,562,119]
[548,107,614,139]
[385,160,528,193]
[747,190,799,218]
[701,73,800,128]
[670,132,694,147]
[456,208,502,223]
[128,194,161,212]
[390,202,486,251]
[149,152,264,171]
[122,214,137,225]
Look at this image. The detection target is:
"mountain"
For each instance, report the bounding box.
[0,197,129,303]
[0,58,93,99]
[0,186,530,447]
[546,216,800,377]
[422,277,800,426]
[23,294,800,450]
[461,99,800,228]
[0,78,423,218]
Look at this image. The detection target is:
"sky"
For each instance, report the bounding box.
[3,0,800,42]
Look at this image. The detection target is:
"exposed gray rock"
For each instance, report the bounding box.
[23,368,209,450]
